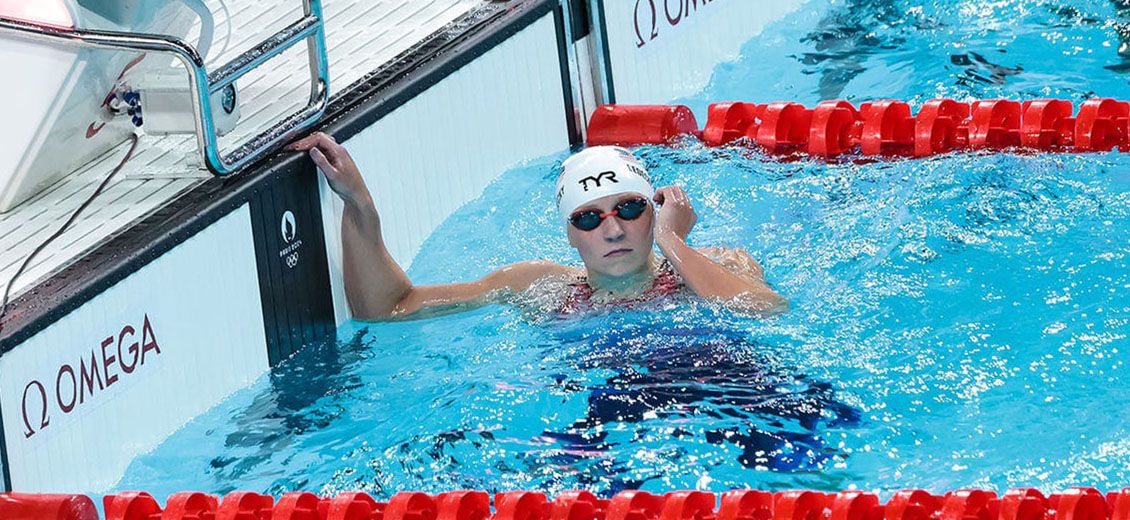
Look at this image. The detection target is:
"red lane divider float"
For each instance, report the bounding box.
[5,488,1130,520]
[0,493,99,520]
[585,99,1130,156]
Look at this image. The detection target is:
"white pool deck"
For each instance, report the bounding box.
[0,0,483,299]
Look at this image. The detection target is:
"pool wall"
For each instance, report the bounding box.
[0,207,269,492]
[592,0,804,111]
[0,0,802,492]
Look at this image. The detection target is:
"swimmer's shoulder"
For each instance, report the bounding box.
[484,260,585,293]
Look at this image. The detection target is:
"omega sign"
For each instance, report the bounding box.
[634,0,718,48]
[20,314,161,439]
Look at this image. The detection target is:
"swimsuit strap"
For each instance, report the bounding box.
[646,258,684,296]
[559,258,683,313]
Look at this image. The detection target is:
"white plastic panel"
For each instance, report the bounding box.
[0,1,205,213]
[319,12,570,324]
[600,0,804,111]
[0,0,485,303]
[0,205,268,492]
[0,37,80,212]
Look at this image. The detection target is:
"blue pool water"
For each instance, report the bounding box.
[118,0,1130,499]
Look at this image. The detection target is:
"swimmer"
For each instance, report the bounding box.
[287,132,788,320]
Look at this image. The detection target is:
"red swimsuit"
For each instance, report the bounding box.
[557,259,685,314]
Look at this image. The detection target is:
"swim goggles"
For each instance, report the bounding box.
[568,197,649,231]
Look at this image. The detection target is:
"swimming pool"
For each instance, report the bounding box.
[116,0,1130,500]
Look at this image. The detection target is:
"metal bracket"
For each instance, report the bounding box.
[0,0,330,176]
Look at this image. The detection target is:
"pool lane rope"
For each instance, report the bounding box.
[3,487,1129,520]
[585,99,1130,156]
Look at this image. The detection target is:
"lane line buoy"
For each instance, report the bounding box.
[585,99,1130,157]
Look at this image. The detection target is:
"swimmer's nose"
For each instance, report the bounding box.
[601,215,626,241]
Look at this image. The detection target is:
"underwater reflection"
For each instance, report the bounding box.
[536,321,860,491]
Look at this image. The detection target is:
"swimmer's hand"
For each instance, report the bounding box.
[652,186,788,316]
[653,185,697,242]
[287,132,369,206]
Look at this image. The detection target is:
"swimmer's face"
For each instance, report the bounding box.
[566,192,655,277]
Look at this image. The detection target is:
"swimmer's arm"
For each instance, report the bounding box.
[340,198,414,320]
[377,261,570,321]
[289,132,526,321]
[286,132,415,320]
[657,233,789,316]
[339,208,547,321]
[287,132,552,321]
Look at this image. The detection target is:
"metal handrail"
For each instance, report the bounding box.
[0,0,330,176]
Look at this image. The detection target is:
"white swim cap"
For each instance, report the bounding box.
[556,146,655,220]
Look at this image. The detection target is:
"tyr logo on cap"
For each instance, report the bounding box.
[579,171,618,191]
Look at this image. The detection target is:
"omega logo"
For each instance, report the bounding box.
[633,0,718,49]
[634,0,658,48]
[20,314,162,439]
[85,53,146,139]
